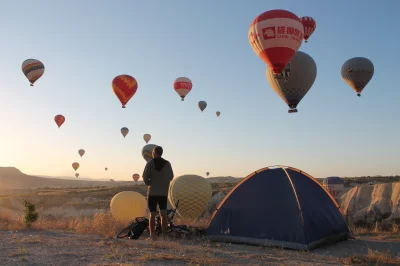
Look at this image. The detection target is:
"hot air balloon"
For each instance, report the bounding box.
[132,173,140,182]
[266,51,317,113]
[22,59,45,86]
[300,16,316,43]
[78,149,85,157]
[168,175,212,219]
[121,127,129,138]
[216,111,221,117]
[142,144,157,162]
[112,75,138,108]
[75,173,79,178]
[206,172,210,177]
[341,57,374,97]
[198,101,207,112]
[54,115,65,128]
[323,176,344,198]
[143,134,151,144]
[174,77,192,101]
[105,167,108,171]
[248,9,304,75]
[110,191,147,223]
[72,162,79,171]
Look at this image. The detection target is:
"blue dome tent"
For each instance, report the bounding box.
[207,166,353,250]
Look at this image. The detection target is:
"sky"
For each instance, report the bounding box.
[0,0,399,181]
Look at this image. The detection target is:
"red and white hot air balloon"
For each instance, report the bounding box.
[54,115,65,128]
[132,173,140,182]
[248,9,304,75]
[300,16,316,43]
[174,77,192,101]
[112,75,138,108]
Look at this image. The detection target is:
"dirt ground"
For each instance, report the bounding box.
[1,230,400,266]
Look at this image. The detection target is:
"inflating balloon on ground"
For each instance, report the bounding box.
[168,175,212,220]
[110,191,147,223]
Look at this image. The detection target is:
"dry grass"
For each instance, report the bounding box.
[354,223,400,241]
[342,249,400,265]
[137,251,230,265]
[0,212,126,238]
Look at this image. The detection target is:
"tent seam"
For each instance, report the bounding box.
[280,166,309,249]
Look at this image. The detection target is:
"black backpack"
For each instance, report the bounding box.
[128,217,149,239]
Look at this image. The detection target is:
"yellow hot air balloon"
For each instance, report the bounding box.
[72,162,80,171]
[110,191,147,223]
[168,175,212,220]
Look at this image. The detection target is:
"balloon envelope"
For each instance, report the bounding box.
[174,77,192,101]
[142,144,157,162]
[132,173,140,182]
[249,9,304,74]
[300,16,316,42]
[110,191,147,222]
[22,59,45,86]
[168,175,212,220]
[54,115,65,128]
[121,127,129,138]
[206,172,210,176]
[143,134,151,144]
[323,176,344,198]
[341,57,374,96]
[198,101,207,112]
[216,111,220,117]
[75,173,79,178]
[112,75,138,108]
[266,51,317,113]
[105,167,108,171]
[72,162,79,171]
[78,149,85,157]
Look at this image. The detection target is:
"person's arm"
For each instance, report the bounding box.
[167,162,174,181]
[142,162,152,186]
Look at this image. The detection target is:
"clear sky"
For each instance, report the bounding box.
[0,1,399,181]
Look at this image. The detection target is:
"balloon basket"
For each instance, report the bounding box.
[288,109,298,113]
[357,93,361,97]
[122,106,126,108]
[181,99,184,101]
[30,84,34,87]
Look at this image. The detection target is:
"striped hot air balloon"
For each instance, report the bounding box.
[54,115,65,128]
[174,77,192,101]
[112,75,138,108]
[300,16,316,43]
[132,173,140,182]
[22,59,45,86]
[249,9,304,75]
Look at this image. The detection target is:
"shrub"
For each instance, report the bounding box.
[24,200,38,228]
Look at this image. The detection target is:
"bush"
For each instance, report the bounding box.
[24,200,38,228]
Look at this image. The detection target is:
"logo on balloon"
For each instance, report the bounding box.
[262,27,276,39]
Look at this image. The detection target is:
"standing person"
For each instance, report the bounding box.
[142,146,174,240]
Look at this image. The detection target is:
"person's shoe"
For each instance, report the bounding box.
[146,235,157,241]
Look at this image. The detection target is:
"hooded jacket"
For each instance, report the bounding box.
[142,157,174,196]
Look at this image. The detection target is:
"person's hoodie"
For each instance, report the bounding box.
[142,157,174,196]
